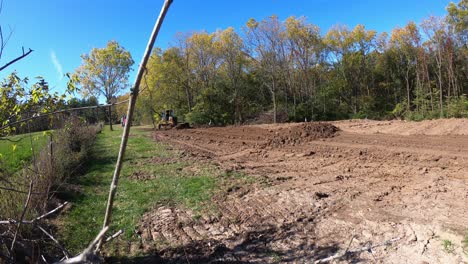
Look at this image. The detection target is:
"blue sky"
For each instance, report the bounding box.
[0,0,451,101]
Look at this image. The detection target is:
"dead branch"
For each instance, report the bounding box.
[0,23,14,59]
[104,229,123,243]
[0,47,33,72]
[55,226,108,264]
[96,0,173,251]
[34,202,68,222]
[41,254,49,264]
[37,226,70,259]
[0,185,45,195]
[10,180,33,254]
[0,201,68,225]
[314,237,401,263]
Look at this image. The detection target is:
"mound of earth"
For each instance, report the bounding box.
[333,118,468,136]
[267,122,340,147]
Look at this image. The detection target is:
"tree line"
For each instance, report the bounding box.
[135,0,467,125]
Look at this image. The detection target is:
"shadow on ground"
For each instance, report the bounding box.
[107,225,364,263]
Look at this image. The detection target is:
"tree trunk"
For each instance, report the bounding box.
[406,65,411,113]
[437,48,444,118]
[271,78,277,124]
[272,92,277,124]
[185,84,192,112]
[108,105,113,131]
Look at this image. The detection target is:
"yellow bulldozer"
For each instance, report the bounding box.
[157,109,178,129]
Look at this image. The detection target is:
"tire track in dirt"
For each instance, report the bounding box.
[138,121,468,263]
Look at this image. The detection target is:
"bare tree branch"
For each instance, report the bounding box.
[0,47,33,72]
[37,226,71,259]
[34,202,68,222]
[0,25,13,59]
[41,254,49,264]
[0,201,68,225]
[104,229,123,243]
[10,180,33,254]
[0,185,45,195]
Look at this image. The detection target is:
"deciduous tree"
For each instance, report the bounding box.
[75,40,134,130]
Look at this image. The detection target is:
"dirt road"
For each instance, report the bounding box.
[142,119,468,263]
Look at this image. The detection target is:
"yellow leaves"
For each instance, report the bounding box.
[12,144,17,152]
[351,24,376,43]
[246,18,258,29]
[325,24,377,53]
[324,25,351,49]
[285,16,320,42]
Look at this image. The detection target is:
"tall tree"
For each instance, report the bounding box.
[390,22,420,113]
[216,27,247,124]
[245,16,286,123]
[284,16,323,119]
[446,0,468,43]
[75,40,134,130]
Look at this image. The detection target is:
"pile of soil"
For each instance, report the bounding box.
[267,122,340,147]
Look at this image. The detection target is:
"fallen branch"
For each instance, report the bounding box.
[314,237,401,263]
[37,225,71,259]
[104,229,123,243]
[34,202,69,222]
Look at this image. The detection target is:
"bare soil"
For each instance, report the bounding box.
[137,119,468,263]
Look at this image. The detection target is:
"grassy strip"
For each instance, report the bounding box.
[0,131,50,172]
[58,126,220,254]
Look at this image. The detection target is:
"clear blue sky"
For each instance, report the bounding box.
[0,0,451,101]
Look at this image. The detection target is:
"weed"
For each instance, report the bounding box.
[442,239,455,253]
[267,251,282,262]
[462,235,468,255]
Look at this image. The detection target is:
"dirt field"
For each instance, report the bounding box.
[141,119,468,263]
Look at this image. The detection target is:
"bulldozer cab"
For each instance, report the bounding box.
[158,109,177,129]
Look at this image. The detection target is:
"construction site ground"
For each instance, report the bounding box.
[137,119,468,263]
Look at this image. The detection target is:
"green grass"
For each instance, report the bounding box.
[0,131,50,172]
[463,235,468,255]
[58,126,221,254]
[442,239,455,254]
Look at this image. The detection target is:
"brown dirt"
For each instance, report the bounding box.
[135,119,468,263]
[266,122,340,147]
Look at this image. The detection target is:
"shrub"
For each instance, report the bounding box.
[0,116,100,261]
[446,95,468,118]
